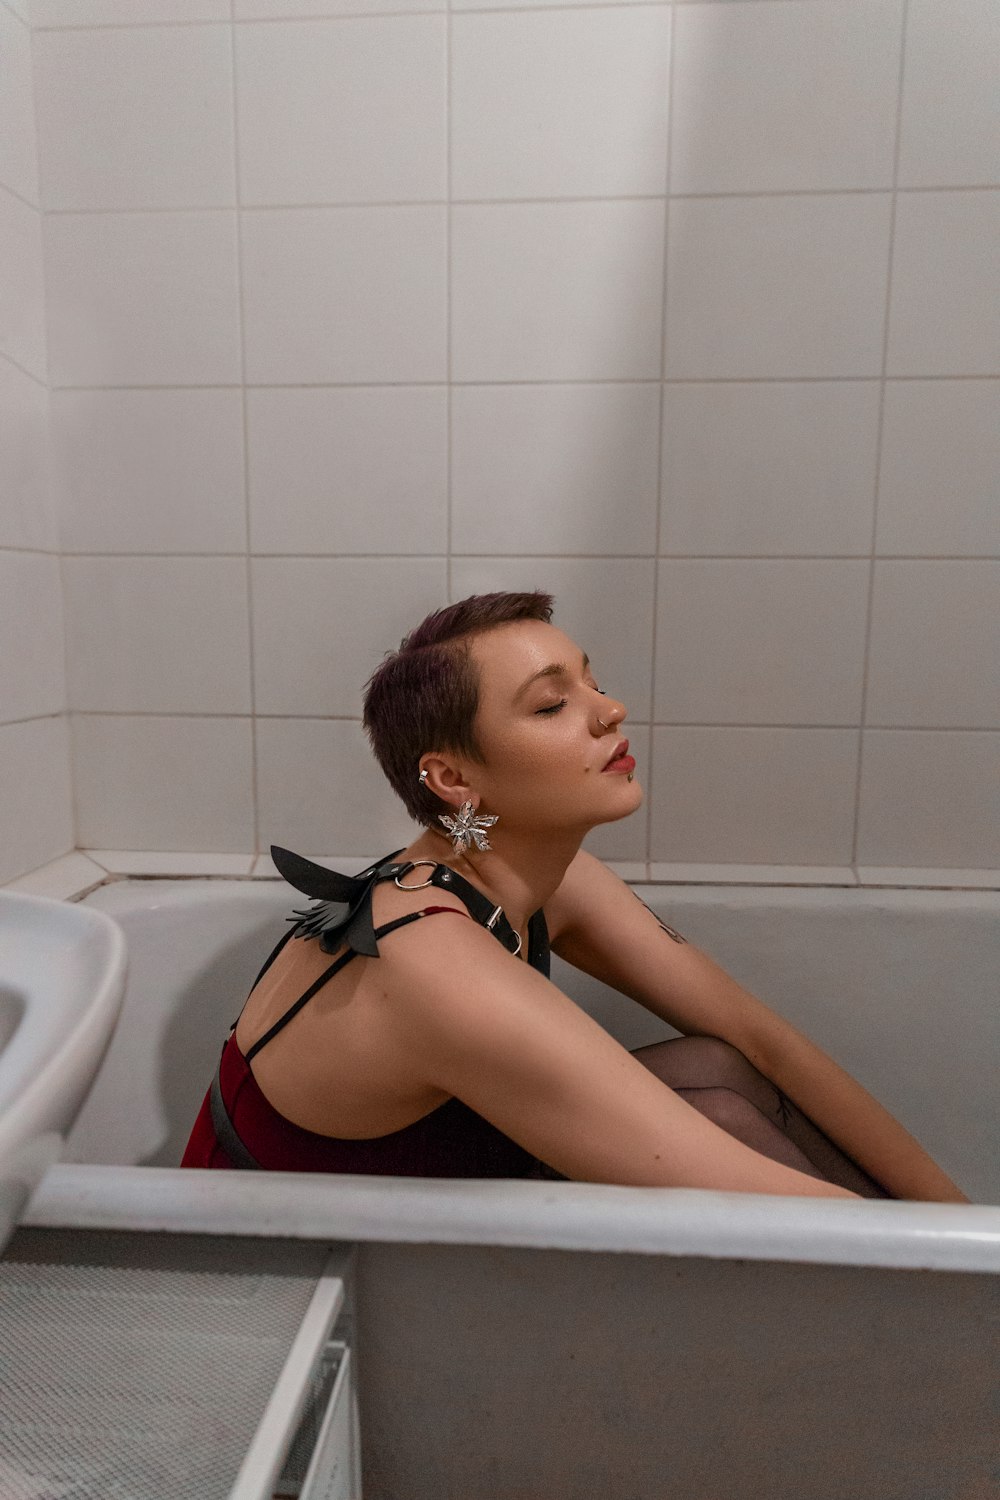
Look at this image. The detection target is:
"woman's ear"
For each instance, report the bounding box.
[418,754,475,808]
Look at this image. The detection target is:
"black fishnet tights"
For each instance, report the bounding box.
[628,1033,894,1198]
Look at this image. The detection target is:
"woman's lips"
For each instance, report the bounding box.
[601,753,636,774]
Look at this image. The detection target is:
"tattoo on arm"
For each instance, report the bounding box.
[630,888,687,944]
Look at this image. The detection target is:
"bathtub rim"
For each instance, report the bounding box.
[22,1163,1000,1276]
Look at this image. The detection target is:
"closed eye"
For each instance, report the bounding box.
[535,685,605,715]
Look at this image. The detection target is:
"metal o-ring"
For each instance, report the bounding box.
[394,859,439,891]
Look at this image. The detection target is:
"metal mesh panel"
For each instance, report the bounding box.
[0,1248,323,1500]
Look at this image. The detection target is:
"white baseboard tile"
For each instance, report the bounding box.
[648,863,858,887]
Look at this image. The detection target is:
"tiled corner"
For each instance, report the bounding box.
[0,364,55,552]
[4,850,108,901]
[0,2,38,205]
[52,390,247,555]
[0,717,74,888]
[0,552,65,723]
[0,186,47,382]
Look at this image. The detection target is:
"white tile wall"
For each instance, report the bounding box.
[0,0,73,885]
[33,25,236,211]
[2,0,997,887]
[669,1,902,194]
[43,212,242,387]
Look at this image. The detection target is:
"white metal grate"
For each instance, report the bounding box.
[0,1250,326,1499]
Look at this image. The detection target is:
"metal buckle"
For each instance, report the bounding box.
[393,859,439,891]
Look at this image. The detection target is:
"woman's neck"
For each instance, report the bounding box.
[400,826,583,949]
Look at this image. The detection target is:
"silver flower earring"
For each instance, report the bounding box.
[438,800,498,855]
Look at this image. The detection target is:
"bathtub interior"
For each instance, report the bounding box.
[70,876,999,1205]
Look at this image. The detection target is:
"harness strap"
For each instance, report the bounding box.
[210,906,469,1170]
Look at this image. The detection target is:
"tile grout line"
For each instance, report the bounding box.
[230,0,260,859]
[850,0,909,875]
[645,0,676,877]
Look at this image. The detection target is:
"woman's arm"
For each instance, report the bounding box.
[545,851,972,1204]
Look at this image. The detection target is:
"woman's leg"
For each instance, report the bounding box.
[630,1034,894,1199]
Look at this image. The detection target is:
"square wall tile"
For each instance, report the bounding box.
[581,723,650,864]
[35,1,229,21]
[238,0,439,13]
[451,6,670,200]
[0,554,65,723]
[0,4,38,205]
[451,201,665,382]
[251,557,447,716]
[63,557,251,714]
[670,0,901,193]
[449,556,656,721]
[241,206,446,384]
[33,25,235,211]
[0,717,73,886]
[236,16,445,205]
[866,562,1000,728]
[661,382,880,556]
[451,384,660,556]
[73,714,255,853]
[52,390,246,554]
[876,381,1000,556]
[887,191,1000,376]
[44,212,241,387]
[256,717,420,857]
[0,364,56,552]
[0,189,46,381]
[665,194,892,378]
[857,730,999,868]
[655,560,870,724]
[247,387,447,555]
[650,726,859,865]
[898,0,1000,188]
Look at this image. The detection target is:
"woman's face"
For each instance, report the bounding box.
[461,619,643,836]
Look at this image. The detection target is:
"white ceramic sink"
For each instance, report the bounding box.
[0,890,127,1253]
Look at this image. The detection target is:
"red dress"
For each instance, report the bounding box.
[181,901,564,1180]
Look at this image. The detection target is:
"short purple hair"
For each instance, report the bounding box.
[362,590,555,828]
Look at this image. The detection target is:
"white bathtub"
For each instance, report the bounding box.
[19,874,1000,1500]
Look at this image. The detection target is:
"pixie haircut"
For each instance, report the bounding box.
[362,590,555,829]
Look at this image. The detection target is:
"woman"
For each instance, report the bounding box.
[182,591,969,1203]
